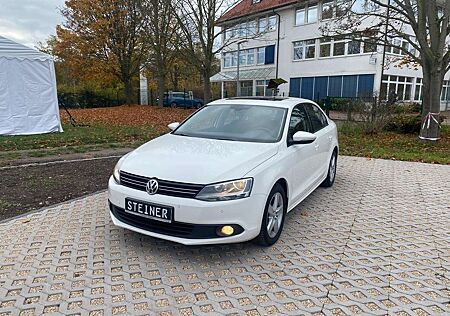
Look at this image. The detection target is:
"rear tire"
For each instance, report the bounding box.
[254,183,287,246]
[170,102,177,108]
[321,150,337,187]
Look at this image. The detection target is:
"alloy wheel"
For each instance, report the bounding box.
[329,153,336,183]
[267,192,284,238]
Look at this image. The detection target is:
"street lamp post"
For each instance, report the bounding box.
[236,40,248,97]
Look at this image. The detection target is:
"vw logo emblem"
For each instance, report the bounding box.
[146,178,159,195]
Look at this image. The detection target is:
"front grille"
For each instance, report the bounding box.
[110,203,194,237]
[109,202,244,239]
[120,171,204,198]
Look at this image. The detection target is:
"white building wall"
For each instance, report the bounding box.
[218,1,450,110]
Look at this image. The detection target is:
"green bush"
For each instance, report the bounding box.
[384,114,422,134]
[393,102,422,114]
[331,98,352,111]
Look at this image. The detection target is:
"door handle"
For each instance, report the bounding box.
[314,144,319,150]
[328,135,333,141]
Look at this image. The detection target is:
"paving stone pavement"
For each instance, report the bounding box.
[0,156,449,316]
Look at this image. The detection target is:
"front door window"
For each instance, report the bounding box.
[288,105,311,144]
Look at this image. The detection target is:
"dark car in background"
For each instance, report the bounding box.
[160,92,204,108]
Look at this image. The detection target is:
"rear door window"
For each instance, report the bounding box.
[303,103,328,132]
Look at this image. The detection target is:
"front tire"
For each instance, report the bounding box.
[170,102,177,108]
[321,150,337,187]
[255,183,287,246]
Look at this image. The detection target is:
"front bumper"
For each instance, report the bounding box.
[108,176,267,245]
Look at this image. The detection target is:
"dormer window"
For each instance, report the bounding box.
[252,0,261,4]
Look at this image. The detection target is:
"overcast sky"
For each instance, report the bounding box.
[0,0,65,48]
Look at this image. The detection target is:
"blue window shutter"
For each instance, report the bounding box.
[342,75,358,97]
[314,76,328,101]
[357,74,375,97]
[289,78,301,97]
[265,45,275,65]
[301,77,314,100]
[328,76,343,97]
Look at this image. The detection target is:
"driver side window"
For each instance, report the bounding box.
[288,105,311,143]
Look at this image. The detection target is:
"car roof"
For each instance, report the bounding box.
[207,97,315,109]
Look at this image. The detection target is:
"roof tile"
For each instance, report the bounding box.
[217,0,298,24]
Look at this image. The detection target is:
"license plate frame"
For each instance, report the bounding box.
[124,198,173,223]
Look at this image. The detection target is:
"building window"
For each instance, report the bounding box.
[321,0,334,20]
[293,40,316,60]
[295,1,318,25]
[295,6,306,25]
[224,53,231,68]
[289,74,375,100]
[363,38,377,53]
[388,37,416,56]
[336,0,351,18]
[256,80,274,96]
[248,20,257,36]
[239,50,247,65]
[238,49,257,66]
[441,80,450,101]
[223,47,269,68]
[414,78,422,101]
[258,17,268,33]
[381,75,414,101]
[232,52,238,67]
[333,37,346,56]
[247,48,255,65]
[268,15,277,31]
[308,5,318,23]
[257,15,277,33]
[240,81,253,97]
[319,37,332,57]
[223,19,261,40]
[318,36,375,57]
[252,0,261,3]
[347,39,361,55]
[257,47,265,64]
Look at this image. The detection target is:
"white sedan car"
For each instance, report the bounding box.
[108,97,338,246]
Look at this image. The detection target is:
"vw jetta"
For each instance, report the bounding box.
[108,97,338,246]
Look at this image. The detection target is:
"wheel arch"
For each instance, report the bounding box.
[274,178,289,201]
[333,146,338,155]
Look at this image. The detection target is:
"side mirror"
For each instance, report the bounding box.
[291,131,316,145]
[168,122,180,131]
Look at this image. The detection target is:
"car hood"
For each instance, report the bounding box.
[121,134,279,184]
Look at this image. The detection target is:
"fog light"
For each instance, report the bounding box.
[219,225,234,236]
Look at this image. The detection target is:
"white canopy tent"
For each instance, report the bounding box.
[0,36,62,135]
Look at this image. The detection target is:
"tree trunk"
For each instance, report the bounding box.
[124,79,133,105]
[157,75,165,107]
[420,64,442,141]
[203,72,212,103]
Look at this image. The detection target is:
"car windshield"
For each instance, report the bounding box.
[173,104,287,143]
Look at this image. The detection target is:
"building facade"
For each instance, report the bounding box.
[211,0,450,111]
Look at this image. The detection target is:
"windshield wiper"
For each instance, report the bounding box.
[212,137,236,141]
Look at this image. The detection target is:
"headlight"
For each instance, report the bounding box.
[196,178,253,201]
[112,154,129,184]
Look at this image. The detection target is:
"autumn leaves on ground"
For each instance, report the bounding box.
[0,106,195,162]
[60,105,194,128]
